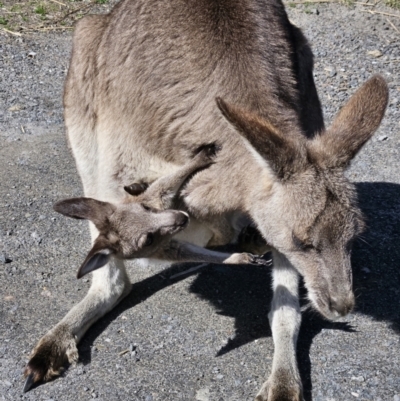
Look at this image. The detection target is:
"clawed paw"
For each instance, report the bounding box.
[224,252,271,265]
[255,371,304,401]
[250,254,272,266]
[23,324,78,392]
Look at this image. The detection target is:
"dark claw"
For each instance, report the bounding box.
[23,373,35,393]
[253,253,272,266]
[124,182,149,196]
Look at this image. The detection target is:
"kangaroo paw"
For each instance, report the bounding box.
[223,252,271,265]
[251,254,272,266]
[23,324,78,392]
[255,370,304,401]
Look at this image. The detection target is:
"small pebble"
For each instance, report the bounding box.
[0,254,12,264]
[367,50,382,58]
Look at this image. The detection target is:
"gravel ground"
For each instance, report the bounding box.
[1,2,400,401]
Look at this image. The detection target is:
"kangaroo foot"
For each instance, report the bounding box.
[24,324,78,392]
[224,252,272,266]
[255,369,304,401]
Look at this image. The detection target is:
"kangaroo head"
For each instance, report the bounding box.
[217,75,388,320]
[54,143,220,278]
[54,198,189,278]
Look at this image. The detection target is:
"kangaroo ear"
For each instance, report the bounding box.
[54,197,116,231]
[310,75,388,168]
[216,97,307,180]
[77,237,114,279]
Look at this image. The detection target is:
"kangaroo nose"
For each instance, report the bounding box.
[329,292,355,317]
[175,212,189,227]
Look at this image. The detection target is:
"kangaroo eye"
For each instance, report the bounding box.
[144,233,154,246]
[292,233,313,252]
[142,204,151,211]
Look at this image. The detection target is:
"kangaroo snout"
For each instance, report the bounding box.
[161,211,189,236]
[175,211,189,227]
[328,292,355,317]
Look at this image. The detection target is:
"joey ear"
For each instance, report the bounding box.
[310,75,389,168]
[216,97,306,180]
[77,237,114,279]
[54,197,115,230]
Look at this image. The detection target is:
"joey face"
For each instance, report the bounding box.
[53,198,189,278]
[217,75,388,320]
[105,202,189,259]
[54,143,220,278]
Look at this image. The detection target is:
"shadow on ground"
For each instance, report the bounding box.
[75,182,400,401]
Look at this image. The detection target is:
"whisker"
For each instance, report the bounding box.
[300,302,312,313]
[357,235,370,246]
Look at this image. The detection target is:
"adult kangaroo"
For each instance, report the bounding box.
[24,0,388,399]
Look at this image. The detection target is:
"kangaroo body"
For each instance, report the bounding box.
[25,1,388,399]
[65,1,321,219]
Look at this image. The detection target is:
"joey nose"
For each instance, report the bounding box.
[329,292,355,317]
[175,212,189,227]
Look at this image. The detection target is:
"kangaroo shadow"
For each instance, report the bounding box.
[351,182,400,334]
[78,181,400,401]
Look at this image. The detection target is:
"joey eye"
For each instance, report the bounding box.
[142,204,151,211]
[144,233,154,246]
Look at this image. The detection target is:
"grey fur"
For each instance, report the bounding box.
[25,0,388,399]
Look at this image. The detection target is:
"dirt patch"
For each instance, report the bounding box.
[1,0,399,36]
[0,0,116,34]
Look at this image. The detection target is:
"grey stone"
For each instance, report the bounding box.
[0,254,12,264]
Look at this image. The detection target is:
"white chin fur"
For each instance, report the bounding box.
[308,291,339,321]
